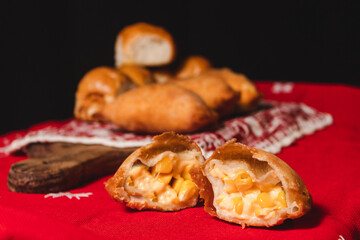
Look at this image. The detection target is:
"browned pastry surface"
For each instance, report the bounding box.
[118,65,154,86]
[103,83,218,134]
[206,68,262,112]
[172,73,239,117]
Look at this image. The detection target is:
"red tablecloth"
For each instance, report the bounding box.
[0,82,359,240]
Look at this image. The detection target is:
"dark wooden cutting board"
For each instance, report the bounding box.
[8,142,137,193]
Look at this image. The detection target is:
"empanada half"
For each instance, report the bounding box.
[105,132,205,211]
[194,139,312,227]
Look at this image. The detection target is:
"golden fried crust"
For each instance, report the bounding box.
[74,67,131,121]
[191,166,217,216]
[206,68,262,112]
[194,139,312,227]
[172,73,239,117]
[118,65,154,86]
[103,83,218,134]
[105,132,205,211]
[115,22,176,67]
[175,56,212,79]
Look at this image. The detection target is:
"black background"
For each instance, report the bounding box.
[1,1,359,135]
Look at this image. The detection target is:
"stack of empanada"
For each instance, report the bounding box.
[74,22,262,134]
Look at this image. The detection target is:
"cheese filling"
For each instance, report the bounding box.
[209,161,288,221]
[124,151,201,206]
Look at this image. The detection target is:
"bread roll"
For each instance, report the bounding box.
[103,83,218,133]
[119,65,153,86]
[115,22,176,67]
[175,55,212,79]
[194,140,312,227]
[206,68,262,112]
[106,132,205,211]
[74,67,133,121]
[172,73,239,117]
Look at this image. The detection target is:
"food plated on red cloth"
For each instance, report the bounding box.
[1,22,358,239]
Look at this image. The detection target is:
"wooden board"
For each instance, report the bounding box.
[8,142,137,193]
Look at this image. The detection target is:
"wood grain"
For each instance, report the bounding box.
[8,143,137,193]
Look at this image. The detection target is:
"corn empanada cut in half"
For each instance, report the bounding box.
[105,132,205,211]
[196,140,312,227]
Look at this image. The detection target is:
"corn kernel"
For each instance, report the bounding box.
[278,190,287,208]
[172,177,185,194]
[182,165,194,180]
[223,176,237,193]
[232,196,244,215]
[178,180,198,202]
[233,170,253,191]
[156,173,173,184]
[153,156,173,174]
[257,192,275,208]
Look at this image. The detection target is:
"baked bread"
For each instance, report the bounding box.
[105,132,205,211]
[115,22,176,67]
[74,67,133,121]
[207,68,262,112]
[175,55,212,79]
[118,65,154,86]
[103,83,218,134]
[194,140,312,227]
[172,73,239,117]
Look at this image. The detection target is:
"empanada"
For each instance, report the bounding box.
[103,83,218,133]
[194,140,312,227]
[105,132,205,211]
[175,56,212,79]
[118,65,154,86]
[206,68,262,112]
[74,67,133,121]
[173,73,239,117]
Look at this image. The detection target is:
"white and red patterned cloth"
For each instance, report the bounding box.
[0,101,332,158]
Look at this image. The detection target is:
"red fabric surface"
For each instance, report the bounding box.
[0,82,359,239]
